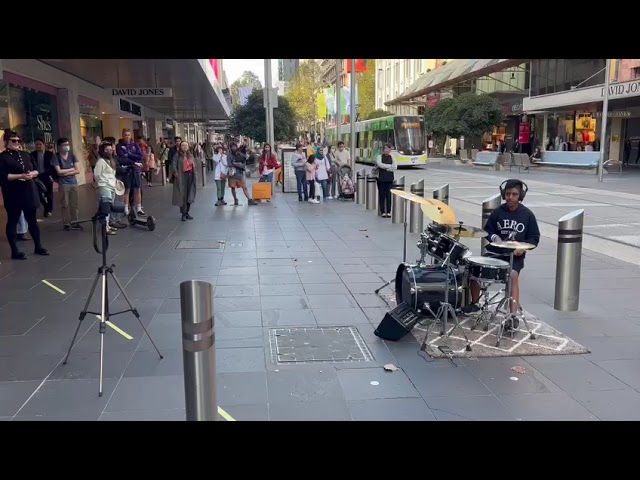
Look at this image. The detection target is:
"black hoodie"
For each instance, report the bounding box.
[485,203,540,257]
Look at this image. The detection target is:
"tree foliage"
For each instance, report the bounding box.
[366,109,391,120]
[356,59,375,120]
[423,93,504,139]
[285,60,324,130]
[230,71,263,108]
[228,89,296,143]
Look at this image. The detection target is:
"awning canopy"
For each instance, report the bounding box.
[38,59,230,122]
[386,59,528,106]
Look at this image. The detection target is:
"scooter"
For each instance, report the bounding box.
[126,172,156,231]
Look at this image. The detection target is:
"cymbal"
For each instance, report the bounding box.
[489,241,537,251]
[439,224,487,238]
[390,189,433,206]
[421,199,456,224]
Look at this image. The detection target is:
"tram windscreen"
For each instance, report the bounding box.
[394,116,425,154]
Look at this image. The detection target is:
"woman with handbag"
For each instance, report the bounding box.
[375,143,397,218]
[214,146,228,206]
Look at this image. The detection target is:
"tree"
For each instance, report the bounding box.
[423,93,504,139]
[228,88,296,143]
[356,59,376,120]
[230,71,262,107]
[366,109,392,120]
[285,60,324,132]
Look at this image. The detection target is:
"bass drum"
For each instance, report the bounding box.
[395,263,463,316]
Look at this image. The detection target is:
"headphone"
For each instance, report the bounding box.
[499,179,528,201]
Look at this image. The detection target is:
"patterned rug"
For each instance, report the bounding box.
[377,293,590,359]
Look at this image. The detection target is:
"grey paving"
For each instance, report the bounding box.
[2,167,640,421]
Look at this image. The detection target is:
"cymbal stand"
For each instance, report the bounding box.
[375,199,409,295]
[420,250,472,354]
[491,250,536,347]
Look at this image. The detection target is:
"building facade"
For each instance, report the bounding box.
[278,59,299,82]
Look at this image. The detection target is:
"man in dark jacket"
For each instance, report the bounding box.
[166,136,181,180]
[464,178,540,324]
[30,138,55,217]
[116,128,144,216]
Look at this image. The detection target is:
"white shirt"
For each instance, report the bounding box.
[214,153,228,181]
[94,157,116,191]
[315,156,331,181]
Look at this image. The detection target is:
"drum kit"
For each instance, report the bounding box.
[375,189,537,351]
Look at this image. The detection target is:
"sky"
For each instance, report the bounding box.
[223,59,279,87]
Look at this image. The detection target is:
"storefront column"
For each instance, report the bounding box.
[610,117,622,162]
[102,114,121,140]
[57,88,87,186]
[542,113,549,150]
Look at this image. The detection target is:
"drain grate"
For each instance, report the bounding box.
[269,326,373,364]
[174,240,225,250]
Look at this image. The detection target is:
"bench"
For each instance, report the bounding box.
[535,151,600,171]
[472,151,505,170]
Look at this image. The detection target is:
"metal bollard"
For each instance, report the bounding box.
[356,169,366,205]
[409,179,424,233]
[180,280,217,421]
[433,184,449,205]
[366,173,378,211]
[391,175,406,224]
[161,163,167,186]
[201,161,207,187]
[481,194,502,256]
[554,210,584,311]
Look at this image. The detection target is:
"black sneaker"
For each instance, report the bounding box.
[460,304,481,315]
[69,224,83,231]
[503,314,520,332]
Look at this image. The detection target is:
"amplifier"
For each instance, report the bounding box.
[374,302,421,341]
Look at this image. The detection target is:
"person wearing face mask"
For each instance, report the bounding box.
[30,138,55,217]
[52,137,81,231]
[0,128,49,260]
[170,140,198,221]
[94,142,124,235]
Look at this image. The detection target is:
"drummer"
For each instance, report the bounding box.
[464,179,541,320]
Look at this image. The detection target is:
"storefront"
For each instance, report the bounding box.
[0,78,59,152]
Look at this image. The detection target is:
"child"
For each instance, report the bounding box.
[305,154,320,204]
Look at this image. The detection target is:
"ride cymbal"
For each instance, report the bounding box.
[420,199,456,224]
[439,224,487,238]
[489,241,537,251]
[390,189,434,206]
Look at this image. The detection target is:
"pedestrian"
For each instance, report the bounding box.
[305,154,320,204]
[170,140,198,221]
[214,146,228,206]
[376,143,396,218]
[291,143,307,201]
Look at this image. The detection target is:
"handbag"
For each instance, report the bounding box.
[227,167,236,178]
[370,166,380,178]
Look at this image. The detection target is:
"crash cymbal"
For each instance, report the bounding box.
[440,224,487,238]
[390,189,433,206]
[421,199,456,224]
[489,241,537,251]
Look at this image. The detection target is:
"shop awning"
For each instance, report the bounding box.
[386,59,528,106]
[38,59,230,122]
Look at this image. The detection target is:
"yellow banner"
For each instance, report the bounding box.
[317,92,327,118]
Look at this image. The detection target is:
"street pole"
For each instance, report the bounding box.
[264,59,271,147]
[598,58,611,183]
[350,58,356,171]
[336,59,342,144]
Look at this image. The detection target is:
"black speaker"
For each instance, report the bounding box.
[374,303,421,341]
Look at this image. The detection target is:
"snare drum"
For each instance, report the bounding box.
[430,234,469,266]
[464,256,510,284]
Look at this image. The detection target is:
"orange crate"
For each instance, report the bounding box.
[252,182,272,200]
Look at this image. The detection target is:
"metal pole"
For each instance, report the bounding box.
[356,169,365,205]
[554,210,584,311]
[336,60,342,144]
[409,180,424,233]
[350,59,357,171]
[391,175,406,224]
[598,58,611,182]
[365,173,377,211]
[481,194,502,256]
[433,184,449,205]
[180,280,217,421]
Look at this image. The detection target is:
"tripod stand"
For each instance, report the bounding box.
[375,199,409,295]
[63,213,163,396]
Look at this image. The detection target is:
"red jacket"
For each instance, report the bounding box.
[259,153,279,174]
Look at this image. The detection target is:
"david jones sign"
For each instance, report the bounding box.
[601,80,640,99]
[108,87,173,98]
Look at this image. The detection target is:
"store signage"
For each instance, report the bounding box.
[593,111,631,117]
[518,123,531,144]
[107,87,173,98]
[601,80,640,99]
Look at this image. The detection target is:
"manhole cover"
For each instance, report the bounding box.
[174,240,225,250]
[269,327,373,364]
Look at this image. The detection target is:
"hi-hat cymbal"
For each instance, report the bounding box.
[421,199,456,224]
[390,189,433,206]
[439,224,486,238]
[489,241,537,251]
